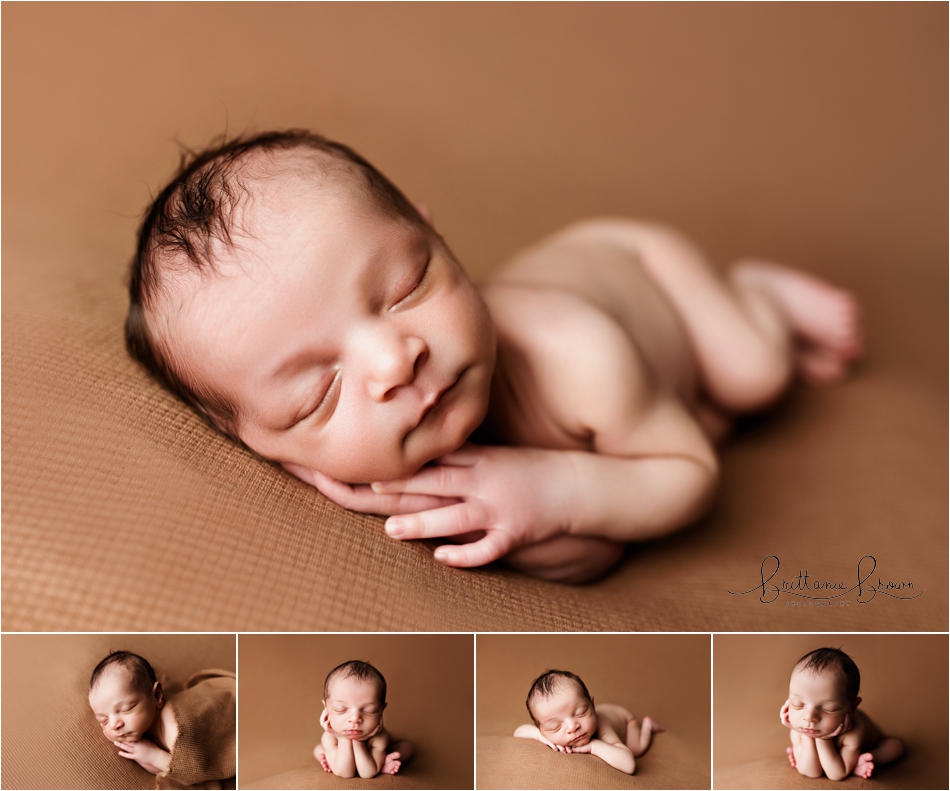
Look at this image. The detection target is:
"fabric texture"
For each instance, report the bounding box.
[0,634,236,791]
[3,4,947,633]
[476,635,710,789]
[713,634,948,790]
[160,670,236,790]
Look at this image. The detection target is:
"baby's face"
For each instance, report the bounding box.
[787,669,853,738]
[323,676,385,740]
[532,684,597,748]
[88,668,160,744]
[168,170,495,483]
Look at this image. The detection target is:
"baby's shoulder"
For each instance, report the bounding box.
[483,282,650,393]
[481,282,654,441]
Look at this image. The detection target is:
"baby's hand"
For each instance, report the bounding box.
[819,713,852,740]
[319,708,342,737]
[111,738,166,773]
[780,700,792,728]
[571,742,593,754]
[372,445,574,568]
[282,463,461,516]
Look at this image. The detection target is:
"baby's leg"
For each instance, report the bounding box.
[503,535,624,584]
[623,714,665,757]
[313,743,331,773]
[562,220,862,411]
[853,736,903,779]
[786,746,797,768]
[381,741,414,775]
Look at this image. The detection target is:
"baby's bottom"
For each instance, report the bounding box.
[503,535,624,584]
[552,220,863,414]
[624,714,665,757]
[599,704,665,757]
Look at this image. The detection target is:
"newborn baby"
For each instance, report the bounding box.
[514,670,663,774]
[781,648,904,780]
[88,650,236,784]
[314,660,413,778]
[88,651,177,775]
[127,130,863,583]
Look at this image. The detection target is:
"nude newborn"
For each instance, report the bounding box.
[88,651,178,775]
[127,130,863,583]
[314,660,413,778]
[514,670,663,774]
[781,648,903,780]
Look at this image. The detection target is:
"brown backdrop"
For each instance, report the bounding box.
[476,634,709,789]
[3,3,946,632]
[713,634,948,789]
[237,634,474,789]
[0,634,236,790]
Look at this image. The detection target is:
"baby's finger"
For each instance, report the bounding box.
[372,463,471,496]
[433,530,514,568]
[386,502,488,541]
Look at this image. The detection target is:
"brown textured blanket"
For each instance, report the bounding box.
[158,670,236,790]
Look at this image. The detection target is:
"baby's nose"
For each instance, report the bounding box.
[361,328,427,401]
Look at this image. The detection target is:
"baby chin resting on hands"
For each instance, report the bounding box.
[514,670,663,775]
[313,660,413,778]
[127,130,863,584]
[781,648,903,780]
[88,651,178,776]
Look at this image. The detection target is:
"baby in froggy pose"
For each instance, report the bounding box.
[314,660,413,778]
[781,648,903,780]
[127,130,863,583]
[88,651,177,775]
[514,670,663,774]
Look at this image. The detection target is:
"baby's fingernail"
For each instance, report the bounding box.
[371,482,386,493]
[433,548,449,563]
[385,519,405,538]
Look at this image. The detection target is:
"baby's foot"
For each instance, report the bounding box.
[853,752,875,779]
[643,716,666,733]
[381,751,402,775]
[786,746,797,768]
[733,261,863,384]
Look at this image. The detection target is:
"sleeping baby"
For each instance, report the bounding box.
[127,129,862,583]
[314,660,413,778]
[514,670,663,774]
[88,650,236,786]
[781,648,903,780]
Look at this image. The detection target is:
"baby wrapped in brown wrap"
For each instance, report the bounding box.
[88,652,235,790]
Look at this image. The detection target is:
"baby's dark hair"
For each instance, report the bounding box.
[89,650,157,695]
[526,670,592,726]
[792,647,861,702]
[126,129,427,440]
[323,660,387,704]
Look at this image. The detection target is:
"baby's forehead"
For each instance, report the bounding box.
[327,675,383,700]
[533,680,588,709]
[790,666,846,690]
[90,665,137,696]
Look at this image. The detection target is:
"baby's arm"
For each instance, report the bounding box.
[321,730,357,778]
[582,722,636,774]
[814,721,859,781]
[514,724,563,751]
[351,732,389,778]
[111,738,170,775]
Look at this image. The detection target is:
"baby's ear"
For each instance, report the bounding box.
[415,202,434,226]
[153,682,164,707]
[852,696,862,711]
